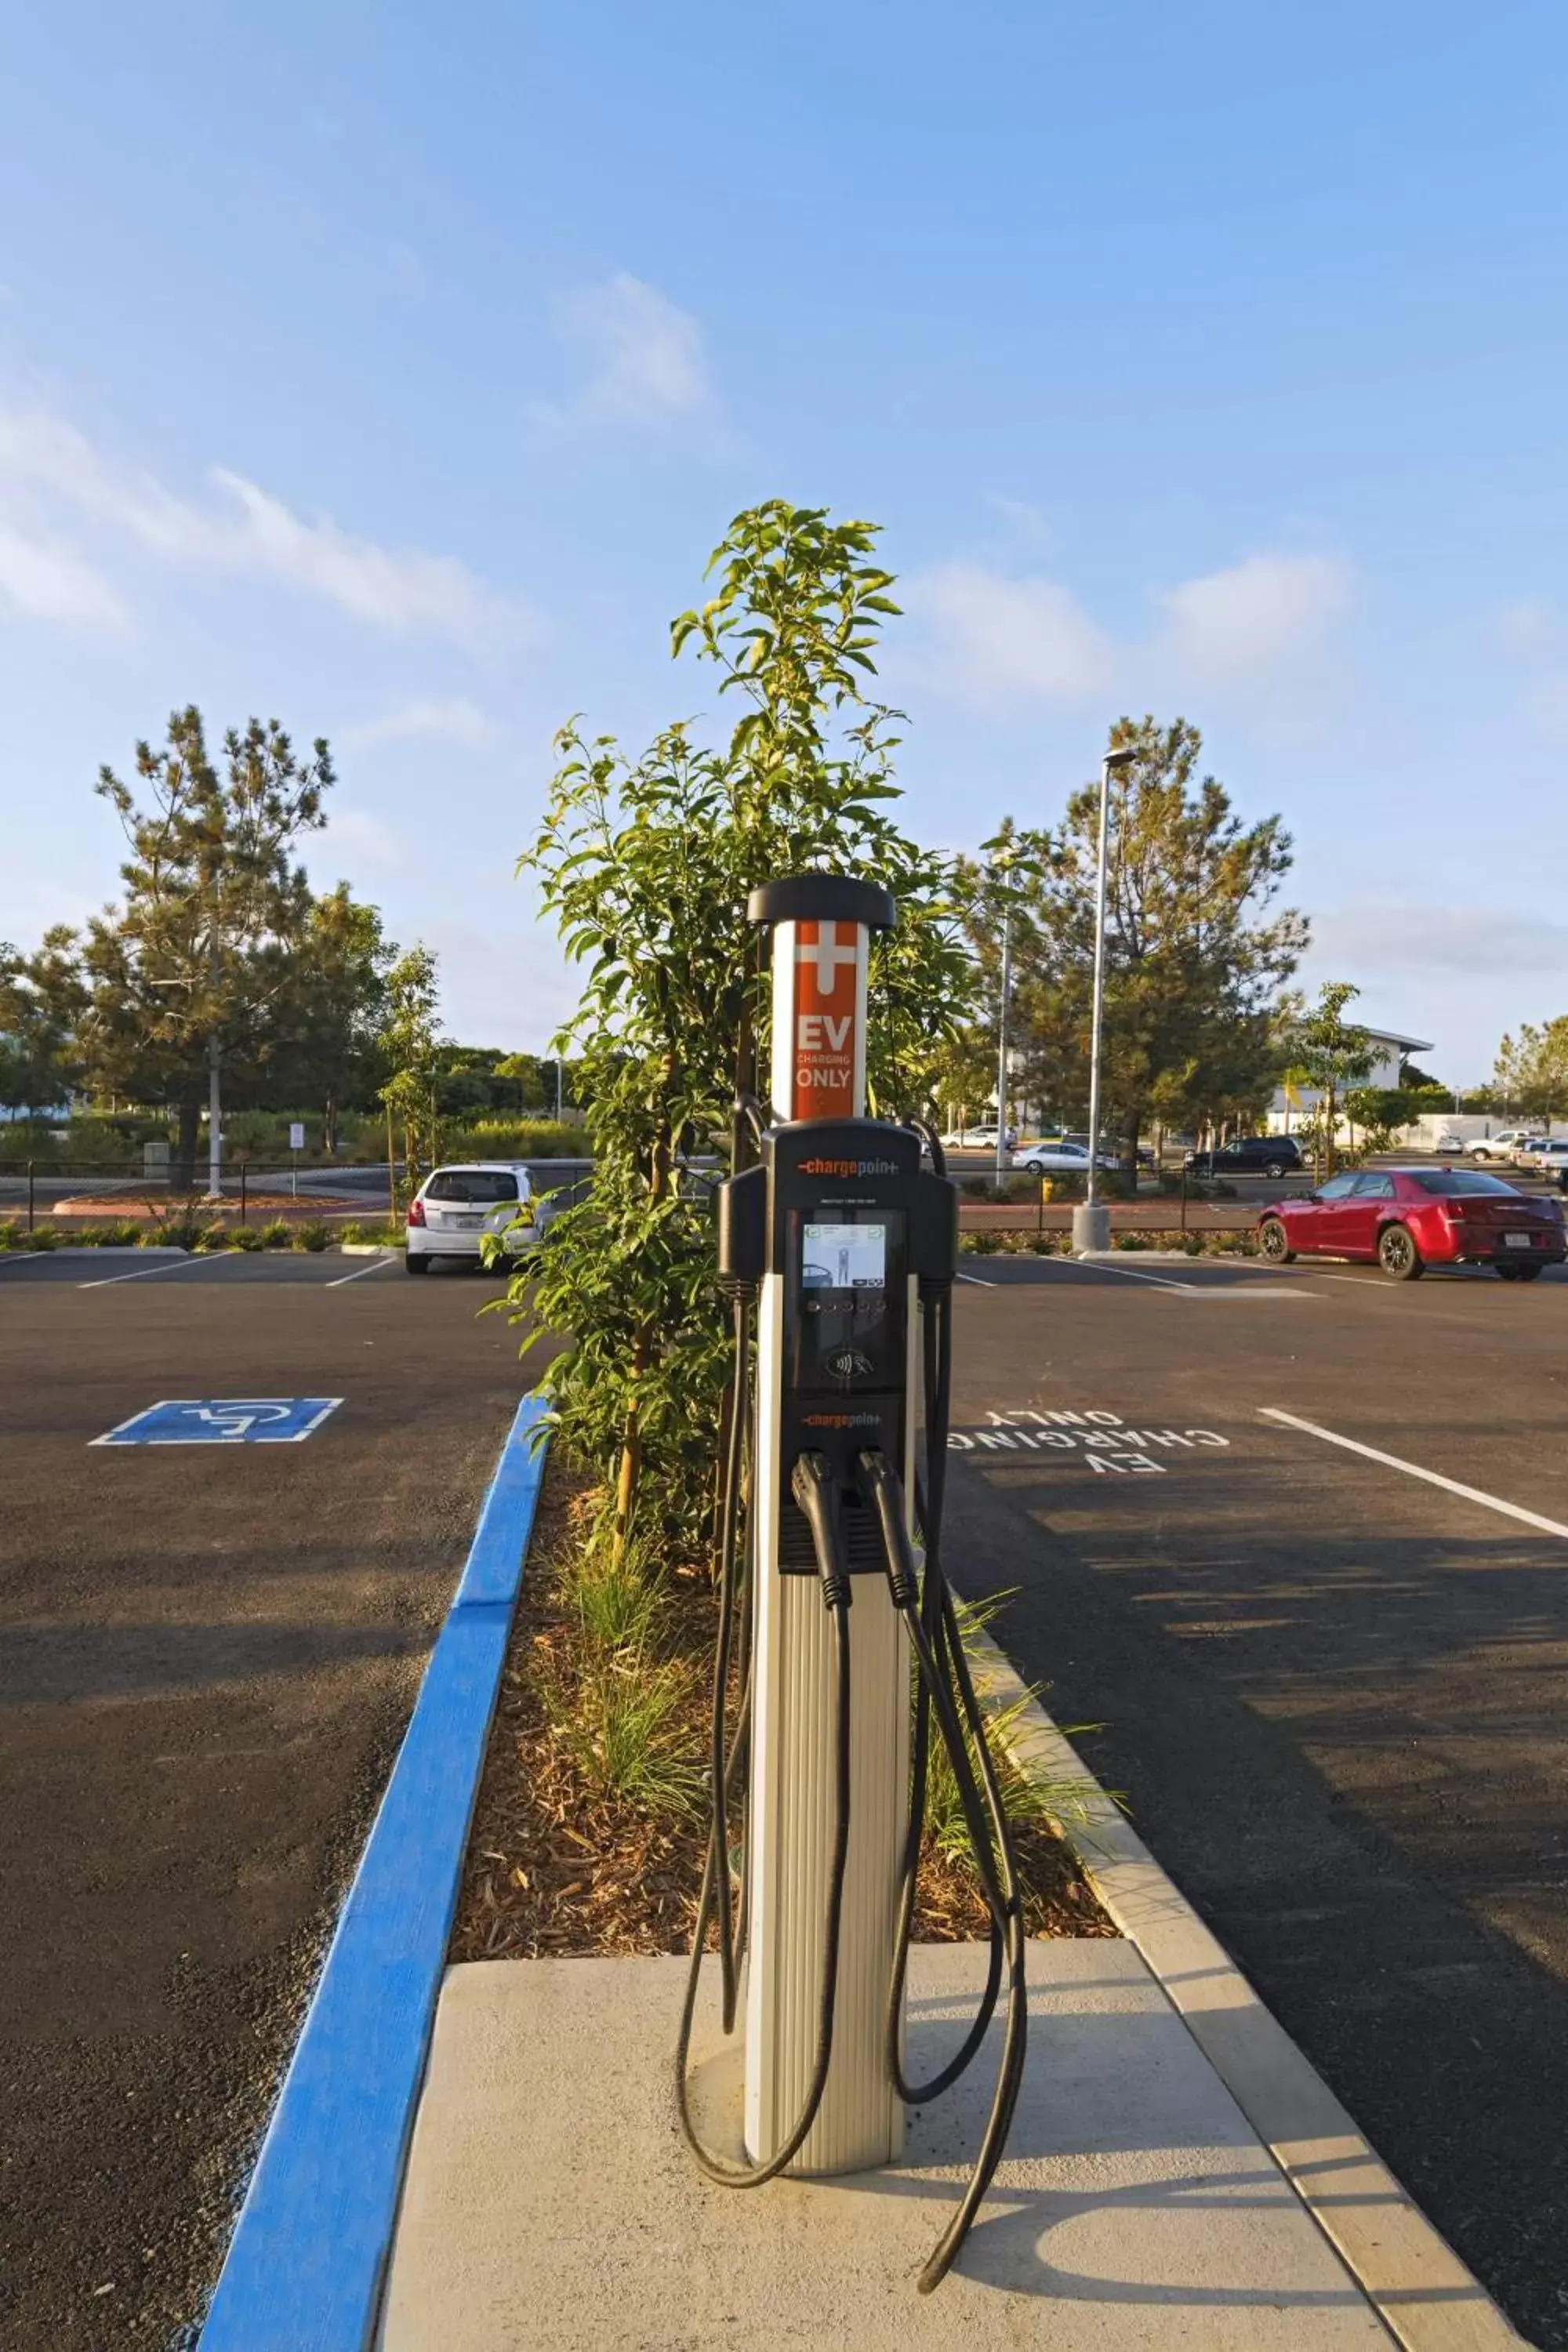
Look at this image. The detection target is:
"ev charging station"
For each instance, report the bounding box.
[678,874,1028,2294]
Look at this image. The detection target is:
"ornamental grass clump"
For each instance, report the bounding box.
[921,1592,1114,1870]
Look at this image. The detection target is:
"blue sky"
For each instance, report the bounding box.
[1,1,1564,1082]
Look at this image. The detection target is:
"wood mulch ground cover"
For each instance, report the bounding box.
[451,1458,1112,1963]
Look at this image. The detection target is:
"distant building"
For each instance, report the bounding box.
[1268,1025,1434,1135]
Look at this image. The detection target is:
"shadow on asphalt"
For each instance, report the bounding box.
[942,1456,1568,2350]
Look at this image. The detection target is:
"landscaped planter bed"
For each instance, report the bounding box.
[451,1457,1113,1965]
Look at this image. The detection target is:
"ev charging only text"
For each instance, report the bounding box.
[947,1407,1231,1475]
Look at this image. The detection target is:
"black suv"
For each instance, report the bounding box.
[1183,1135,1303,1180]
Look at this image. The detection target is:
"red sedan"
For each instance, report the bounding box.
[1258,1167,1566,1282]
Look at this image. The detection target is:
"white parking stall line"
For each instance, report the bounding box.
[1063,1260,1194,1291]
[326,1254,397,1287]
[956,1269,995,1287]
[78,1253,238,1290]
[1259,1406,1568,1541]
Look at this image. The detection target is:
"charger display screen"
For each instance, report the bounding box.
[802,1221,886,1291]
[787,1207,905,1394]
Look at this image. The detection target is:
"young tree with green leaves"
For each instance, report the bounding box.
[377,943,444,1205]
[264,885,394,1149]
[513,500,973,1558]
[1283,980,1375,1177]
[82,708,333,1190]
[960,718,1304,1174]
[1493,1018,1568,1120]
[0,927,88,1115]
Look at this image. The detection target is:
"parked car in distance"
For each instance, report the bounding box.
[940,1123,1018,1150]
[1258,1167,1566,1281]
[405,1161,541,1274]
[1184,1135,1304,1180]
[1011,1140,1117,1174]
[1053,1131,1156,1168]
[1468,1130,1541,1162]
[1432,1131,1465,1152]
[1513,1137,1568,1171]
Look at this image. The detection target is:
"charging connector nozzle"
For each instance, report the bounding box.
[791,1452,852,1613]
[855,1450,919,1610]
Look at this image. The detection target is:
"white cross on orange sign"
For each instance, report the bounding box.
[795,920,858,993]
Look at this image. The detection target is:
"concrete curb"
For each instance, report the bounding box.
[338,1242,395,1256]
[0,1245,188,1258]
[197,1392,552,2352]
[973,1626,1526,2350]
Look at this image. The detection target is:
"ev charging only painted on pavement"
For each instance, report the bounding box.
[948,1406,1232,1475]
[91,1397,343,1446]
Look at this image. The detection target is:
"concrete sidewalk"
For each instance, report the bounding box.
[378,1940,1401,2350]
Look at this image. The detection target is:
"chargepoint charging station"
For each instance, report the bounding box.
[677,874,1028,2294]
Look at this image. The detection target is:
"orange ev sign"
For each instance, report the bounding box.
[791,920,860,1120]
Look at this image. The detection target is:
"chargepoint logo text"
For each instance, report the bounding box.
[799,1156,900,1181]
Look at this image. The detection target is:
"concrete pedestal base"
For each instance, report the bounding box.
[377,1941,1388,2350]
[1072,1202,1111,1255]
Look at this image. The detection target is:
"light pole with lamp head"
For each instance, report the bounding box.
[1072,742,1138,1258]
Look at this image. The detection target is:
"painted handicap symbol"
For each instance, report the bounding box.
[92,1397,344,1446]
[187,1403,296,1437]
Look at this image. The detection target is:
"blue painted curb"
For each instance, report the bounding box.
[198,1392,552,2352]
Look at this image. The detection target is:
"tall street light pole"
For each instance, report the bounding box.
[994,899,1012,1192]
[1073,742,1138,1257]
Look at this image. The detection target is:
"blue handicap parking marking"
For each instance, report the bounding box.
[92,1397,343,1446]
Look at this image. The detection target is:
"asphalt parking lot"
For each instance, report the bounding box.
[0,1249,554,2351]
[945,1251,1568,2349]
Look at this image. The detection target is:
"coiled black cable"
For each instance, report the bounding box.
[862,1265,1029,2292]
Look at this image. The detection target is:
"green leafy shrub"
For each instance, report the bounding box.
[440,1119,588,1160]
[295,1219,332,1252]
[961,1231,1000,1255]
[258,1218,292,1248]
[146,1203,212,1250]
[229,1224,266,1251]
[510,501,975,1559]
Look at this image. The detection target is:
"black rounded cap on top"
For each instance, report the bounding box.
[746,874,896,931]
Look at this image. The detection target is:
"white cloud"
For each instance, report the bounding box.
[205,470,524,640]
[908,562,1114,705]
[0,521,127,630]
[1312,903,1568,976]
[1154,553,1352,683]
[909,545,1352,710]
[538,272,712,429]
[339,697,498,753]
[0,401,532,643]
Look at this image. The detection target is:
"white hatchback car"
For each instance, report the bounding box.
[405,1162,539,1274]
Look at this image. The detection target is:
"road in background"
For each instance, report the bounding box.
[0,1156,594,1220]
[0,1257,557,2350]
[943,1254,1568,2349]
